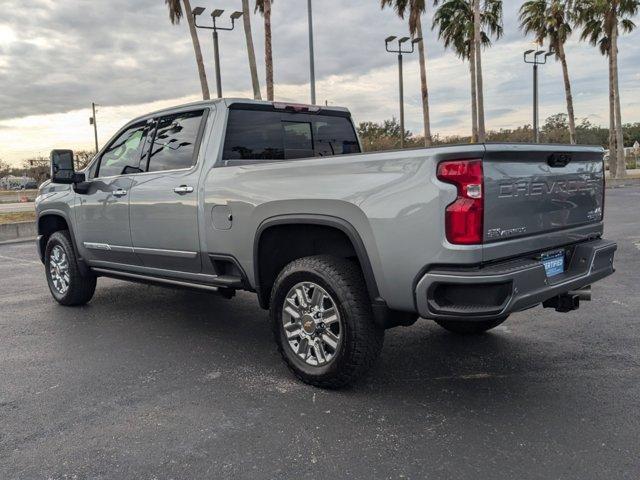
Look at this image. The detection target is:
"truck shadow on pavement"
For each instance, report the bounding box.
[49,278,592,403]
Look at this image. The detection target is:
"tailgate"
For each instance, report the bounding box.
[483,144,605,244]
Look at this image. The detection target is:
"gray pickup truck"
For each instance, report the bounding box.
[36,99,616,388]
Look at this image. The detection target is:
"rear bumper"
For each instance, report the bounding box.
[415,238,617,321]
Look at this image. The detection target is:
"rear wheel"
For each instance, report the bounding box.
[45,231,96,306]
[270,256,384,389]
[434,316,508,335]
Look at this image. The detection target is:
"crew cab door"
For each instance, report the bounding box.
[128,109,207,273]
[75,121,151,265]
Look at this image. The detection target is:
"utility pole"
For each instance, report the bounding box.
[307,0,316,105]
[193,7,243,99]
[398,52,404,148]
[533,62,539,142]
[385,36,422,149]
[524,49,554,143]
[90,102,99,153]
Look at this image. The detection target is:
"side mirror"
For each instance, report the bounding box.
[50,149,76,184]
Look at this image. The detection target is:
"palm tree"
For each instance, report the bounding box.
[520,0,577,144]
[242,0,262,100]
[432,0,503,142]
[573,0,638,178]
[255,0,275,101]
[381,0,433,147]
[472,0,487,142]
[165,0,210,100]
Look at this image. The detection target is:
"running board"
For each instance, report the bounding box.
[91,268,244,292]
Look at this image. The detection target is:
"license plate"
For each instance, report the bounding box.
[541,250,565,277]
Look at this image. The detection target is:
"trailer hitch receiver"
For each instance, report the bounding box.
[543,287,591,313]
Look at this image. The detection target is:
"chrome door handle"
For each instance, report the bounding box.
[173,185,194,194]
[113,189,128,197]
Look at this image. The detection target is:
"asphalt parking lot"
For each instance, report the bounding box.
[1,186,639,479]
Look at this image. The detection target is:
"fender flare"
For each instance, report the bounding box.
[253,214,382,305]
[37,209,90,276]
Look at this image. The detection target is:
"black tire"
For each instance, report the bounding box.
[270,255,384,389]
[44,230,97,306]
[434,316,508,335]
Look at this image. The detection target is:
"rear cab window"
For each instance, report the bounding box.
[222,106,360,165]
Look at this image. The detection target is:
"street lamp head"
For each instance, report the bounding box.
[535,50,546,56]
[399,36,410,44]
[192,6,205,16]
[230,11,243,20]
[211,9,224,18]
[545,50,555,58]
[385,35,397,44]
[411,37,423,44]
[524,49,535,55]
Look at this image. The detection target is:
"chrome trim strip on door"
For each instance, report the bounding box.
[83,242,111,251]
[112,245,135,253]
[83,242,135,253]
[83,242,196,258]
[134,247,198,258]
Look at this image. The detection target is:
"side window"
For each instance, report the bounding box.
[147,110,204,172]
[223,110,284,161]
[97,123,148,178]
[314,117,360,156]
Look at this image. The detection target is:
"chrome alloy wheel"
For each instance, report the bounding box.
[49,245,70,295]
[282,282,342,367]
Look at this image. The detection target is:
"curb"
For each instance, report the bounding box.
[0,237,36,246]
[0,221,37,244]
[606,177,640,188]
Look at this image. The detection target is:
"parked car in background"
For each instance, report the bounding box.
[0,175,38,190]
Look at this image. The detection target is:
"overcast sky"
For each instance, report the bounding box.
[1,0,639,165]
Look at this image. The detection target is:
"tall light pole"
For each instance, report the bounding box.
[307,0,316,105]
[524,49,554,143]
[89,102,99,153]
[193,7,243,99]
[385,36,422,149]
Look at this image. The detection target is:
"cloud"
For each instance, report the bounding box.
[0,0,639,164]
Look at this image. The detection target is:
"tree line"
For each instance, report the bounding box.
[358,113,640,167]
[0,151,95,185]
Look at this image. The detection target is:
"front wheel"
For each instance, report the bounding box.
[45,231,97,306]
[270,256,384,389]
[434,316,508,335]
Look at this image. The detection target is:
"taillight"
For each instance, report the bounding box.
[437,159,484,245]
